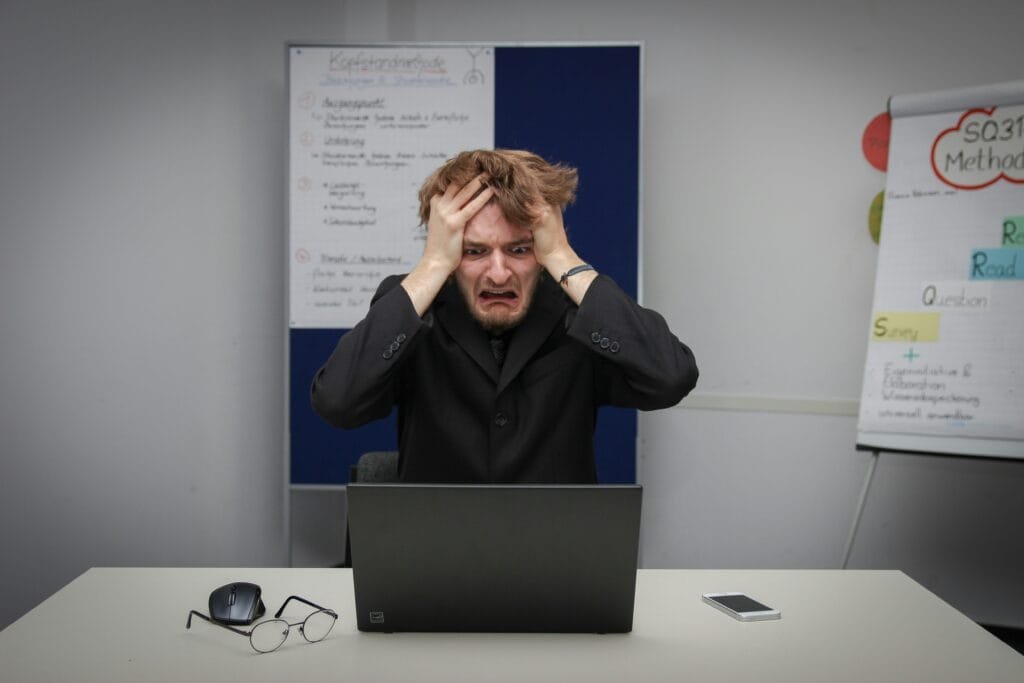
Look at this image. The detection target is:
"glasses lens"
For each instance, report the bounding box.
[301,610,337,643]
[249,620,289,653]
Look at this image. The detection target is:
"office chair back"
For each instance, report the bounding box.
[351,450,399,483]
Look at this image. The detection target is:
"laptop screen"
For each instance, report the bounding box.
[346,483,642,633]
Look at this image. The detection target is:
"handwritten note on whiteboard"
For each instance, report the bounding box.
[289,46,494,328]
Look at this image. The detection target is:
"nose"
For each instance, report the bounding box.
[484,251,511,284]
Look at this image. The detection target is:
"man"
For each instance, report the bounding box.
[311,149,698,483]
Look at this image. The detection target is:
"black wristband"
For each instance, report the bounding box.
[559,264,596,285]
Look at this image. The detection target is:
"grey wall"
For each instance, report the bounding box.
[3,0,1023,631]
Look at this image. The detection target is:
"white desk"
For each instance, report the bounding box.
[1,568,1021,682]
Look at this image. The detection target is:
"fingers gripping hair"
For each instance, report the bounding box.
[417,149,578,226]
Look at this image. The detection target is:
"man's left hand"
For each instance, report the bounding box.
[531,203,597,304]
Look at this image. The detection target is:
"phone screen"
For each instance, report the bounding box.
[708,594,772,613]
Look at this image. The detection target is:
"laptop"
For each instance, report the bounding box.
[346,483,642,633]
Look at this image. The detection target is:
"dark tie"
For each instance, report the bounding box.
[489,336,507,367]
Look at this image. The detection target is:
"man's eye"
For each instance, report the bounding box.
[464,248,484,256]
[509,246,532,255]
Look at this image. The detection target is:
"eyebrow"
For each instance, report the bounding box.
[463,237,535,249]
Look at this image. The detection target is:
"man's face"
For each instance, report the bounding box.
[454,201,542,333]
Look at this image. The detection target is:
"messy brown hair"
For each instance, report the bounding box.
[418,149,578,227]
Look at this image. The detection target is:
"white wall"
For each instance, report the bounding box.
[0,0,345,628]
[2,0,1023,630]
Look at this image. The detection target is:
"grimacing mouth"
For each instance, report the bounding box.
[479,289,518,301]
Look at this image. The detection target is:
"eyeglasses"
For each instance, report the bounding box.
[187,595,338,653]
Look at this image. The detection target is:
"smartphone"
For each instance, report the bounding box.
[702,592,781,621]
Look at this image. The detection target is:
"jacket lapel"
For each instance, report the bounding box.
[496,276,568,394]
[435,275,569,391]
[435,281,500,384]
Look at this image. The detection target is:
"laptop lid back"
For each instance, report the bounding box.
[347,484,642,633]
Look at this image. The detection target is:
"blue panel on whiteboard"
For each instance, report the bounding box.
[494,45,640,297]
[495,45,641,484]
[290,328,396,485]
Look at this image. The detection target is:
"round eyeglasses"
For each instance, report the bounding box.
[188,595,337,654]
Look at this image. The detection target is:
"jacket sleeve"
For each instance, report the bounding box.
[566,274,698,410]
[310,275,427,429]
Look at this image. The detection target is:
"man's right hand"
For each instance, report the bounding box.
[422,173,493,274]
[401,173,493,317]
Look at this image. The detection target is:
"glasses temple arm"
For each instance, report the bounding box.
[274,595,332,619]
[186,610,253,637]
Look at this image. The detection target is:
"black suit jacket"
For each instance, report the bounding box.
[311,273,698,483]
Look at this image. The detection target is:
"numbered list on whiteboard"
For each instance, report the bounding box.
[289,46,494,328]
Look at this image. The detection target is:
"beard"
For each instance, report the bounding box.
[474,304,530,333]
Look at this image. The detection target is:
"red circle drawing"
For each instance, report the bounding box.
[862,112,891,172]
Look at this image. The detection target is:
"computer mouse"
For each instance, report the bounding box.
[208,582,266,625]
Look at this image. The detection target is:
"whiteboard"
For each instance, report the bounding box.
[857,79,1024,459]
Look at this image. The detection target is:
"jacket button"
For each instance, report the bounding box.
[389,341,401,352]
[396,333,407,342]
[382,349,394,360]
[609,341,620,353]
[591,332,602,344]
[494,412,508,428]
[599,337,611,349]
